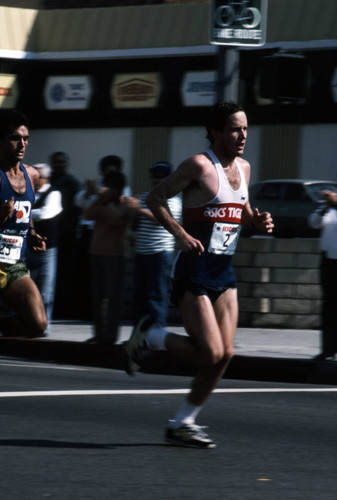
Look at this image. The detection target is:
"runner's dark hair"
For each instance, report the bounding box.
[0,109,29,139]
[206,101,244,144]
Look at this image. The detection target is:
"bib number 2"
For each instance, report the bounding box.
[208,222,241,256]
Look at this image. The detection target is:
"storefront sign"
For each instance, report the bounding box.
[0,74,18,108]
[181,71,217,107]
[44,76,92,110]
[111,73,161,108]
[210,0,268,46]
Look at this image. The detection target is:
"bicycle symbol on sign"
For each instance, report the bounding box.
[215,0,262,29]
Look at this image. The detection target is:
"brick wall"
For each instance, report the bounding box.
[233,237,322,329]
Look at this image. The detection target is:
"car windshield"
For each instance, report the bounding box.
[250,182,285,200]
[283,183,309,201]
[306,183,337,202]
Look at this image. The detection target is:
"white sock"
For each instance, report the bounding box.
[144,325,168,351]
[168,400,202,429]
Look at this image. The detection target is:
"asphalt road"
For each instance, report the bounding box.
[0,357,336,500]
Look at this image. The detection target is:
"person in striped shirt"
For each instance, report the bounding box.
[133,161,181,327]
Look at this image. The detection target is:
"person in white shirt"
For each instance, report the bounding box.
[308,189,337,360]
[26,163,63,333]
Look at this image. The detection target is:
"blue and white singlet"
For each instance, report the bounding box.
[0,164,35,264]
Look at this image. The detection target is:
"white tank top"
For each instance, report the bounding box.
[205,149,248,206]
[182,149,248,255]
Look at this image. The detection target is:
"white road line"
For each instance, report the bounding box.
[0,361,92,371]
[0,388,336,398]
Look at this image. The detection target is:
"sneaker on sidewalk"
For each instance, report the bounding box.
[165,423,216,449]
[125,315,154,375]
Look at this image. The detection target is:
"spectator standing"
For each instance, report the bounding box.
[132,161,182,326]
[26,163,62,334]
[98,155,132,197]
[50,151,80,318]
[308,189,337,360]
[73,155,131,319]
[75,155,132,232]
[84,170,138,344]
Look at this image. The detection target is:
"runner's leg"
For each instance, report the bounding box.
[180,288,238,406]
[3,276,47,336]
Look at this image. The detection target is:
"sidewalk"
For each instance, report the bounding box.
[0,321,336,385]
[48,321,321,359]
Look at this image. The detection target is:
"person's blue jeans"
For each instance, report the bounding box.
[90,255,125,343]
[134,251,174,327]
[26,246,58,333]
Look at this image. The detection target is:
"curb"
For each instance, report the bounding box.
[0,337,336,386]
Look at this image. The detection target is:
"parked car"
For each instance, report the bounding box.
[247,179,337,237]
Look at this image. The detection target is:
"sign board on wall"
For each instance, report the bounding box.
[210,0,268,46]
[181,71,217,107]
[0,74,18,108]
[111,73,161,108]
[44,76,92,110]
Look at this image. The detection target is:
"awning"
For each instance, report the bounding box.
[0,1,336,60]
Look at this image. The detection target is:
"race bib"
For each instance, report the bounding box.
[0,233,24,264]
[208,222,241,256]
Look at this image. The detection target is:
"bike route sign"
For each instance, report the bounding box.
[210,0,268,47]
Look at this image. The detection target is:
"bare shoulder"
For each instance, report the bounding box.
[24,164,38,176]
[177,153,214,180]
[236,156,251,184]
[24,164,39,190]
[236,156,250,170]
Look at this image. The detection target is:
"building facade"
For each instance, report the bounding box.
[0,1,336,191]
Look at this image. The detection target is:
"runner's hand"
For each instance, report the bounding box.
[0,197,15,223]
[28,231,47,253]
[253,208,274,233]
[177,232,204,255]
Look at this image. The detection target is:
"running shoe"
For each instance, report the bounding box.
[165,424,216,449]
[125,315,153,375]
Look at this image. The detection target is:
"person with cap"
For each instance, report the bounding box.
[132,161,182,327]
[26,163,63,334]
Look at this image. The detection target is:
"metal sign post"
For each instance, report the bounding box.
[210,0,268,102]
[217,46,239,102]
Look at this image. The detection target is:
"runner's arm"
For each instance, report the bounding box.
[239,159,273,233]
[146,158,205,254]
[0,196,15,224]
[241,202,274,233]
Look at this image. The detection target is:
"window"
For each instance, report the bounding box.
[306,183,337,202]
[283,183,307,201]
[255,183,285,201]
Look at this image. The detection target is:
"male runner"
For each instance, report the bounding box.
[0,109,47,337]
[126,102,273,448]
